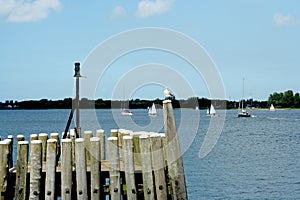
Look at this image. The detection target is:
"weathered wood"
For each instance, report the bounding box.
[90,137,101,200]
[150,135,168,200]
[61,139,72,200]
[110,129,118,137]
[75,138,88,200]
[96,129,105,160]
[70,129,76,168]
[14,141,29,200]
[132,132,142,165]
[84,130,93,165]
[0,140,10,200]
[122,135,137,200]
[50,133,61,162]
[7,135,13,168]
[163,100,188,200]
[38,133,48,162]
[139,135,155,200]
[45,139,57,200]
[17,135,25,142]
[30,134,38,143]
[29,140,42,200]
[108,137,120,200]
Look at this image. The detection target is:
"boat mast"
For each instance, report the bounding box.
[242,78,244,110]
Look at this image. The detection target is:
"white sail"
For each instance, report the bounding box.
[270,104,275,111]
[210,104,217,115]
[148,103,157,116]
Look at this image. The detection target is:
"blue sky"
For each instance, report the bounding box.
[1,0,300,101]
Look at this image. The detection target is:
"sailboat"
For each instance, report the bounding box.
[270,104,275,111]
[207,104,218,116]
[121,87,133,116]
[121,108,133,116]
[121,100,133,116]
[148,103,157,117]
[238,78,252,117]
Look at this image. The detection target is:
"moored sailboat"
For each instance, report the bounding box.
[148,103,157,117]
[207,104,218,116]
[270,104,275,111]
[238,78,252,118]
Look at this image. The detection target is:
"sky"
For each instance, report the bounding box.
[1,0,300,102]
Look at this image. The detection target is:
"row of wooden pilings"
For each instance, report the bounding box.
[0,100,188,200]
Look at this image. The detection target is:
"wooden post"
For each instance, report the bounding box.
[17,135,25,142]
[132,132,142,165]
[96,129,105,160]
[139,135,155,200]
[110,129,118,137]
[163,100,188,200]
[61,139,72,200]
[75,138,88,200]
[122,135,137,200]
[45,139,57,200]
[0,140,10,200]
[7,135,13,168]
[107,137,120,200]
[90,137,101,200]
[150,135,168,200]
[84,130,93,166]
[14,141,29,200]
[38,133,48,162]
[29,140,43,200]
[70,129,76,168]
[50,133,61,163]
[30,134,38,143]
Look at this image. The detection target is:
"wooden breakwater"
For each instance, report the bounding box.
[0,100,187,200]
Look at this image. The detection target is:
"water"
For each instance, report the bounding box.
[1,109,300,199]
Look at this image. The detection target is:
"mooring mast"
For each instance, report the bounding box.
[63,62,82,139]
[74,62,81,137]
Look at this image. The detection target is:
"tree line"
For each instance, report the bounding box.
[268,90,300,108]
[0,97,270,110]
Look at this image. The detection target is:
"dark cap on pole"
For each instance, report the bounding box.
[74,62,81,77]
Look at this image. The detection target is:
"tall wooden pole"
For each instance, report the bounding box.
[163,100,188,200]
[74,62,81,137]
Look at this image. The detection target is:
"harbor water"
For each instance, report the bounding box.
[0,109,299,199]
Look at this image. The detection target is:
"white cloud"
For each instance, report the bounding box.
[111,5,127,20]
[0,0,62,22]
[273,13,300,27]
[136,0,175,18]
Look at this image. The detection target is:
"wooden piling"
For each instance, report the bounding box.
[122,135,137,200]
[108,137,120,200]
[75,138,88,200]
[29,140,42,200]
[30,134,38,143]
[17,135,25,142]
[84,130,93,165]
[110,129,118,137]
[7,135,13,168]
[45,139,57,200]
[14,141,29,200]
[90,137,101,200]
[70,129,76,168]
[96,129,105,160]
[38,133,48,162]
[61,139,72,200]
[50,133,61,162]
[150,135,168,200]
[163,100,188,200]
[132,132,142,165]
[139,135,155,200]
[0,140,10,200]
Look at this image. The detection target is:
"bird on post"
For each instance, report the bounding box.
[164,87,175,100]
